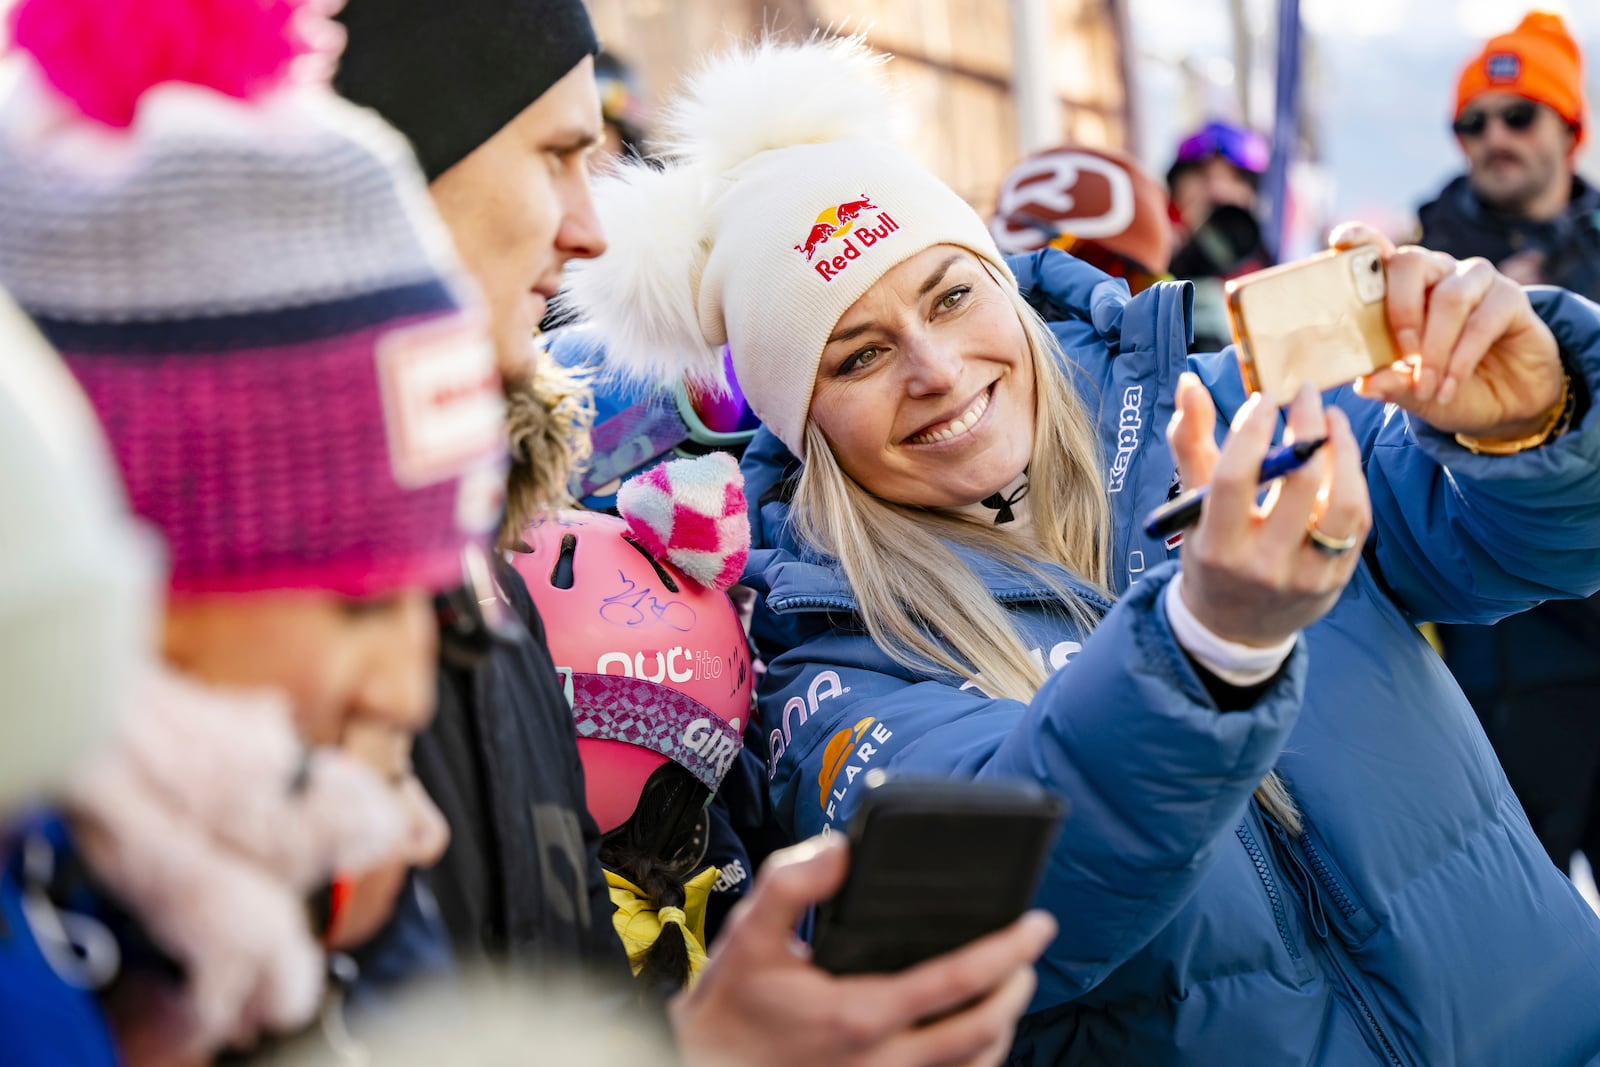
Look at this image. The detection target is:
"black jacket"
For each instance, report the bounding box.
[414,559,630,981]
[1417,173,1600,301]
[1419,171,1600,867]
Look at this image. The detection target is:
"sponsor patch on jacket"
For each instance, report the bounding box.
[1107,385,1143,493]
[818,716,894,822]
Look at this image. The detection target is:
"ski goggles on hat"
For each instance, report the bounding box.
[1175,122,1270,175]
[540,326,759,509]
[1452,100,1543,137]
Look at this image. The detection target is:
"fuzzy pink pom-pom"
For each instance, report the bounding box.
[8,0,316,128]
[616,453,751,592]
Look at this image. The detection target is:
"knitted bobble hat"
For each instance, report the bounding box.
[1456,11,1586,143]
[0,0,507,597]
[557,36,1012,459]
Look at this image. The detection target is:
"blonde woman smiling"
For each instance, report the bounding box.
[564,38,1600,1067]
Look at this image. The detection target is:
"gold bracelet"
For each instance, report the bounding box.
[1454,374,1574,456]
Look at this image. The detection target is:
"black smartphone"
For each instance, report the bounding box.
[810,776,1066,975]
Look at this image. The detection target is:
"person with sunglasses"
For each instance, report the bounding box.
[1418,11,1596,298]
[1417,11,1600,900]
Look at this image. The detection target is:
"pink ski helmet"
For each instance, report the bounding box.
[515,510,751,833]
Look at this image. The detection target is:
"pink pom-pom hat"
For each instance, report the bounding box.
[0,0,506,597]
[8,0,318,128]
[615,452,751,592]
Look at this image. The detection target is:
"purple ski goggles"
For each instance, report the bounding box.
[1174,121,1270,175]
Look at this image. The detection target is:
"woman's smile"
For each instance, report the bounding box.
[905,383,996,445]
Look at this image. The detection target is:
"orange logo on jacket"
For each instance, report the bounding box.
[818,716,894,818]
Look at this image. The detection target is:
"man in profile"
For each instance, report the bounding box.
[333,3,1053,1063]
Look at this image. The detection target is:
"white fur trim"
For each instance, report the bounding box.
[662,35,894,174]
[555,160,723,388]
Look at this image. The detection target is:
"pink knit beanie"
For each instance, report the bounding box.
[0,0,507,597]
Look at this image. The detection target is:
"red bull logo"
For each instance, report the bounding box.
[794,222,838,262]
[792,193,900,283]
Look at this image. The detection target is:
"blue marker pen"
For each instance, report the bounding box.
[1142,437,1329,540]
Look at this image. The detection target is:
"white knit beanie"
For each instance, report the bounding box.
[558,36,1012,458]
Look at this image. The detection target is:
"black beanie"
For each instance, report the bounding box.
[334,0,600,181]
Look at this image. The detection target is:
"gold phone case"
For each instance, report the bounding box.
[1226,245,1401,405]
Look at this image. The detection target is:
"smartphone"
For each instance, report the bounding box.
[1226,244,1401,405]
[810,777,1066,975]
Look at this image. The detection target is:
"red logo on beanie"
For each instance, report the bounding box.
[376,313,504,490]
[793,194,901,282]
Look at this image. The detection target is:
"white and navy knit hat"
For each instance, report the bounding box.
[557,37,1012,459]
[0,0,507,597]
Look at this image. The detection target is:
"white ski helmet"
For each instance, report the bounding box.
[0,289,162,811]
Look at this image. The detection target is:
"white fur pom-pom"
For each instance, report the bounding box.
[663,34,895,175]
[553,159,725,388]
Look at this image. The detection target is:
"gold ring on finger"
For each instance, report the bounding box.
[1306,522,1359,557]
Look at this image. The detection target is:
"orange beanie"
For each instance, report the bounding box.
[1455,11,1586,143]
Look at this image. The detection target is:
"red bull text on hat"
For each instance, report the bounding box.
[793,192,901,281]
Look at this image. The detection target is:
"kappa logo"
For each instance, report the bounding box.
[1106,385,1143,493]
[1486,53,1520,83]
[818,716,894,820]
[792,194,902,282]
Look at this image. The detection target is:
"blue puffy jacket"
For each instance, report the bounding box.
[0,818,119,1067]
[741,249,1600,1066]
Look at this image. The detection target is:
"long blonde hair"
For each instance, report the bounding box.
[793,280,1302,833]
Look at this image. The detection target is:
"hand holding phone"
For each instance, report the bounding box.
[811,777,1066,975]
[1227,245,1401,406]
[670,832,1055,1067]
[1322,222,1566,443]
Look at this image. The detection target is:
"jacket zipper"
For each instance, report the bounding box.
[1235,822,1301,962]
[1301,829,1360,924]
[1263,814,1405,1067]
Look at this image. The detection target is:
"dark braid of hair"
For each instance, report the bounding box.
[600,761,712,1002]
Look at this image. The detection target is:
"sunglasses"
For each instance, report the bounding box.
[1452,101,1540,137]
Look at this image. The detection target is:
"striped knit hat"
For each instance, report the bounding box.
[0,0,507,597]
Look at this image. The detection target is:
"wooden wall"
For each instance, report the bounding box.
[585,0,1131,214]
